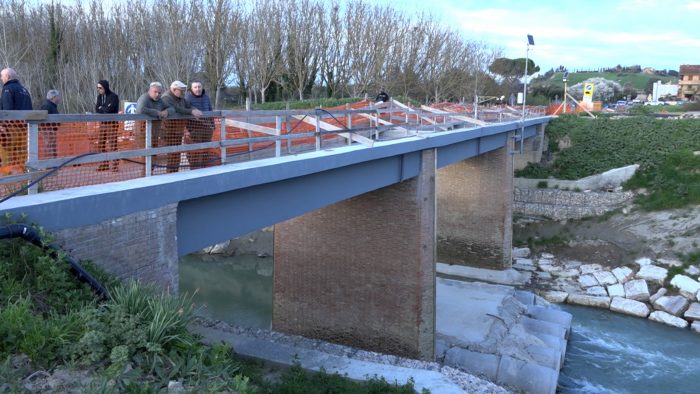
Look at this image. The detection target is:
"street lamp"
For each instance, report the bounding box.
[562,70,569,113]
[521,34,534,120]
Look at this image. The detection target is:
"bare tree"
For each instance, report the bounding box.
[248,0,283,103]
[283,0,322,100]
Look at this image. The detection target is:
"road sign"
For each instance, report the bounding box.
[583,83,594,103]
[124,101,137,131]
[124,101,137,114]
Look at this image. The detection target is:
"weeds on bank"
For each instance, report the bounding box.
[0,231,251,392]
[0,226,423,393]
[665,250,700,286]
[516,115,700,211]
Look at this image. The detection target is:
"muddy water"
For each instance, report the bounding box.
[179,253,273,329]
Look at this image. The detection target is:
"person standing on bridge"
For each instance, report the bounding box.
[160,80,202,173]
[39,89,61,158]
[0,68,32,170]
[136,82,172,175]
[94,80,120,171]
[184,80,214,169]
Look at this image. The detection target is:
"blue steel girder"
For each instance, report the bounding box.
[0,117,551,255]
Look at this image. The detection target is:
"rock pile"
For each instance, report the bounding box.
[512,247,700,333]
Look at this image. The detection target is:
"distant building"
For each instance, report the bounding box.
[652,81,678,102]
[678,65,700,101]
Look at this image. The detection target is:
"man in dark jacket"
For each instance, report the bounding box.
[0,68,32,168]
[184,81,214,169]
[160,80,202,173]
[0,68,32,110]
[95,80,120,171]
[39,89,60,158]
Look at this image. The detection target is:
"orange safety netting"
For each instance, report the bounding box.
[0,102,421,200]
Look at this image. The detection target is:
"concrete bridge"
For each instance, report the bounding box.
[0,104,550,361]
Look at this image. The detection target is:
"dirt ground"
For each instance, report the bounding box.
[513,205,700,267]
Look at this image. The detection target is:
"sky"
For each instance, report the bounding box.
[381,0,700,74]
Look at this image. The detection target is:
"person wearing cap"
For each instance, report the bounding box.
[94,80,120,171]
[160,80,202,173]
[39,89,61,158]
[184,81,214,169]
[0,68,32,169]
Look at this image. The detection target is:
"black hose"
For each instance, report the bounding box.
[0,224,109,300]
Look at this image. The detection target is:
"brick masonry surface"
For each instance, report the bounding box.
[54,203,179,292]
[273,149,436,360]
[437,146,513,269]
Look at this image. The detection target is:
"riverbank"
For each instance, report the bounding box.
[511,202,700,333]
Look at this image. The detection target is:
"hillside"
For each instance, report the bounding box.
[537,71,677,90]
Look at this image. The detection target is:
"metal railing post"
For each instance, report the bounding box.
[275,116,282,157]
[220,115,226,164]
[145,120,152,177]
[315,114,321,151]
[346,104,352,145]
[27,122,39,194]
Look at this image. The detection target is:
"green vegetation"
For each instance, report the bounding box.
[666,250,700,284]
[0,230,420,393]
[517,115,700,211]
[542,71,675,90]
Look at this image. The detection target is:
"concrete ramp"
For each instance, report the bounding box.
[436,278,571,394]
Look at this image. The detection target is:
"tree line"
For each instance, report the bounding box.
[0,0,503,113]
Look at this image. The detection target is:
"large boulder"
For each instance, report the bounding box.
[578,274,599,288]
[567,294,611,308]
[649,288,668,304]
[612,266,634,283]
[648,311,689,328]
[636,265,668,285]
[542,291,568,303]
[610,297,650,318]
[653,295,690,317]
[580,264,603,275]
[684,303,700,321]
[624,279,650,301]
[593,271,618,286]
[607,284,625,298]
[670,275,700,301]
[586,286,608,297]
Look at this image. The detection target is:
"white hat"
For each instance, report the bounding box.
[171,80,187,89]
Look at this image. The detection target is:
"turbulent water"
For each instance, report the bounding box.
[180,254,700,393]
[558,304,700,394]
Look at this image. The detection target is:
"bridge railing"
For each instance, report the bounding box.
[0,102,543,200]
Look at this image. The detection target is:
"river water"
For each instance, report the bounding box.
[180,254,700,393]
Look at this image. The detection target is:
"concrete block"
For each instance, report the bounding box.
[444,348,499,380]
[521,317,568,341]
[514,290,535,306]
[684,303,700,321]
[497,355,559,394]
[567,294,611,309]
[526,305,573,334]
[610,297,650,318]
[649,311,689,328]
[653,295,690,316]
[636,265,668,285]
[526,344,563,370]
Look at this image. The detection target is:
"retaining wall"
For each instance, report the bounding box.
[514,188,635,220]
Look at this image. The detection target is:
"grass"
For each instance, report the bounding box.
[516,114,700,211]
[540,71,676,90]
[0,226,422,393]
